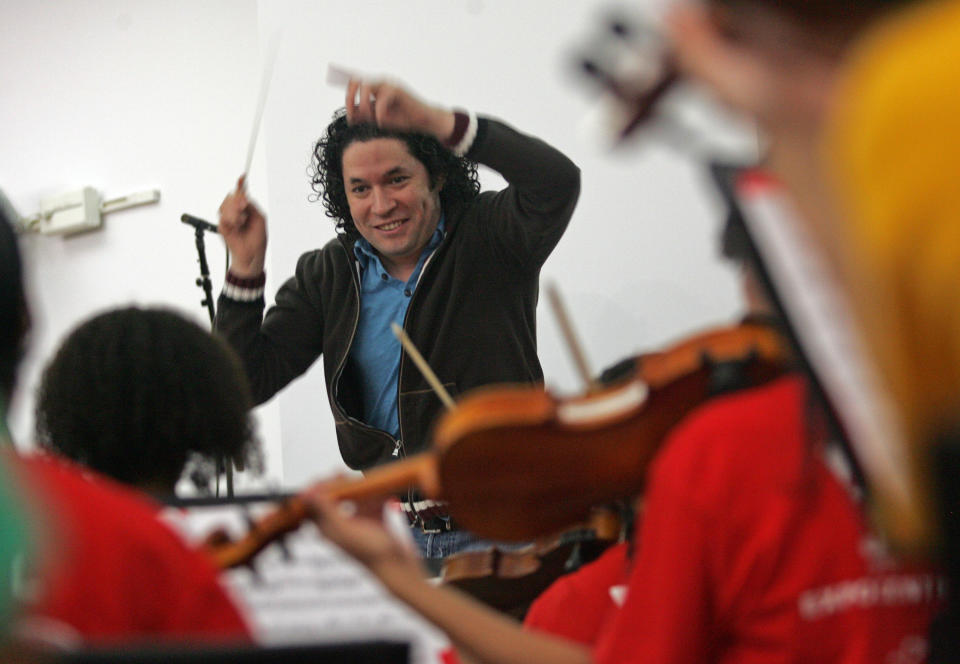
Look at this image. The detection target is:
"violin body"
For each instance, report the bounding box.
[432,322,789,541]
[440,506,624,619]
[443,526,621,619]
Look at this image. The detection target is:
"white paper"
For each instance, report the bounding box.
[166,502,451,664]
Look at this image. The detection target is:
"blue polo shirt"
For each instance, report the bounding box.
[350,217,445,437]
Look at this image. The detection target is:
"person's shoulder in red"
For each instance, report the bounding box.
[649,373,812,513]
[523,541,630,645]
[592,374,943,664]
[7,451,251,647]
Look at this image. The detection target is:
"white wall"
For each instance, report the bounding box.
[0,0,283,488]
[2,0,753,491]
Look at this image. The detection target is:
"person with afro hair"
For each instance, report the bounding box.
[35,307,260,496]
[0,205,251,647]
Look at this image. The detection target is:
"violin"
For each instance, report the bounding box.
[439,506,625,619]
[204,455,438,569]
[431,320,788,541]
[204,321,789,570]
[433,319,789,616]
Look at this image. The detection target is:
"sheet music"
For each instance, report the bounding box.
[166,503,452,664]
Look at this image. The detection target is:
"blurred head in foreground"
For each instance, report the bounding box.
[665,0,945,549]
[35,307,260,495]
[824,0,960,544]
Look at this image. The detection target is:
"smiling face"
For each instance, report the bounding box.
[342,137,443,280]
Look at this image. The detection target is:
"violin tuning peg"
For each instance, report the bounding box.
[581,58,601,77]
[578,58,619,93]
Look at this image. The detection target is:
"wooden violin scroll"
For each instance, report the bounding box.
[207,497,310,570]
[576,12,680,141]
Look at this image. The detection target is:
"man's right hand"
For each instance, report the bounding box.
[219,175,268,278]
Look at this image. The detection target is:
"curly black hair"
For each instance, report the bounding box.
[34,307,260,494]
[309,109,481,235]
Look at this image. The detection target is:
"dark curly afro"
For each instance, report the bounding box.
[35,307,260,494]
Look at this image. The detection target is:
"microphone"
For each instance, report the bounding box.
[181,213,219,234]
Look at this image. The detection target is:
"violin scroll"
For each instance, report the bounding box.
[576,11,680,140]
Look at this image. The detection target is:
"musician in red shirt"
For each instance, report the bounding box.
[0,209,251,648]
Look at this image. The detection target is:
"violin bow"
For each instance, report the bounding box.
[391,322,456,410]
[545,282,599,393]
[242,30,281,181]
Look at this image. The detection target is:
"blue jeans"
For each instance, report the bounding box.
[409,523,482,559]
[408,517,528,564]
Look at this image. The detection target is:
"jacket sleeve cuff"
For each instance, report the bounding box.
[223,271,266,302]
[445,110,479,157]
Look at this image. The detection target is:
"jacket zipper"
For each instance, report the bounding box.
[331,242,400,454]
[330,231,446,520]
[396,241,443,453]
[397,237,445,517]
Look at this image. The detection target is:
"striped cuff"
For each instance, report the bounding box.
[400,498,449,520]
[445,110,478,157]
[222,271,265,302]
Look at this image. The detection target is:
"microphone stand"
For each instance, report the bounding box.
[194,226,217,328]
[188,219,234,498]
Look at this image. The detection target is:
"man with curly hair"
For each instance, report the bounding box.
[215,78,580,558]
[35,306,260,496]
